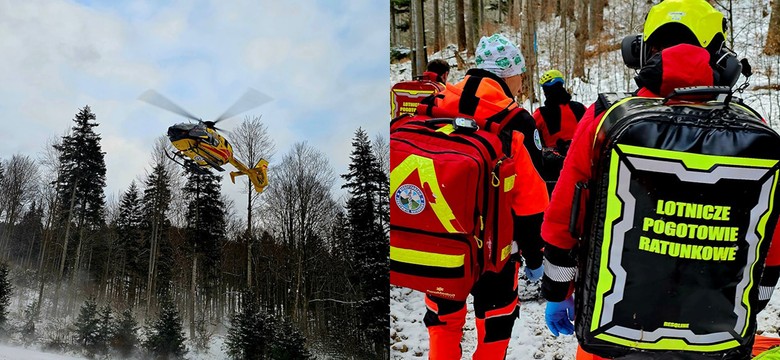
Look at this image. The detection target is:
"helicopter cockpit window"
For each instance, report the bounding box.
[188,126,208,138]
[206,133,219,146]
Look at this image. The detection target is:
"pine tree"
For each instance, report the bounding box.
[21,301,37,345]
[341,128,389,355]
[55,105,107,229]
[183,165,226,286]
[269,317,312,360]
[141,160,173,310]
[53,106,107,314]
[112,308,139,358]
[0,263,11,338]
[144,301,187,359]
[224,294,272,360]
[95,305,114,355]
[116,182,144,303]
[74,298,100,354]
[182,164,225,338]
[225,294,311,360]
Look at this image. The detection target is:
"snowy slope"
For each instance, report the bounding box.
[0,344,86,360]
[390,0,780,359]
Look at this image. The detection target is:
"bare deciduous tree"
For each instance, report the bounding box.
[260,142,339,323]
[0,154,40,258]
[228,115,275,289]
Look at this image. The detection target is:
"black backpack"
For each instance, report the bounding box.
[573,87,780,359]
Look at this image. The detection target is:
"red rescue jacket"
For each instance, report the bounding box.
[533,101,586,148]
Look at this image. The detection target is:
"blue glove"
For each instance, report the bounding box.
[545,295,575,336]
[524,265,544,282]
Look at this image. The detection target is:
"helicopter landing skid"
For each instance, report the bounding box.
[166,151,210,175]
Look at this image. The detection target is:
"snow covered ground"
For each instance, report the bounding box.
[390,0,780,358]
[390,280,579,359]
[391,281,780,359]
[0,344,86,360]
[0,335,228,360]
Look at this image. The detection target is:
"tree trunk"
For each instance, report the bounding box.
[469,0,481,55]
[36,193,58,316]
[589,0,605,40]
[413,0,426,76]
[246,182,253,289]
[765,0,780,55]
[190,255,197,339]
[479,0,485,30]
[390,2,398,48]
[442,0,447,49]
[434,0,441,53]
[24,224,36,268]
[560,0,574,27]
[36,230,49,316]
[573,0,589,78]
[146,208,159,315]
[53,182,78,316]
[67,217,86,313]
[540,0,554,21]
[456,0,467,52]
[519,0,539,103]
[508,0,516,27]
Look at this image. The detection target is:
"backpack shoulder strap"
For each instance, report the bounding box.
[594,92,634,117]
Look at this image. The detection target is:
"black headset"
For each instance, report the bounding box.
[620,33,750,88]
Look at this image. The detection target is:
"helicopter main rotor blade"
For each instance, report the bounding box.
[139,89,201,122]
[213,88,273,124]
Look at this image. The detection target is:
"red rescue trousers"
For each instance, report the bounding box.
[576,346,609,360]
[425,257,521,360]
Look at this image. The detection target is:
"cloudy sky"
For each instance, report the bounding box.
[0,0,389,214]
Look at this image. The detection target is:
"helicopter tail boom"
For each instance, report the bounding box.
[230,158,269,193]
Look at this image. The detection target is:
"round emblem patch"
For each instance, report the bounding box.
[533,129,542,150]
[395,184,426,215]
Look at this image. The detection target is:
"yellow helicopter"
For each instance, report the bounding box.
[139,89,271,193]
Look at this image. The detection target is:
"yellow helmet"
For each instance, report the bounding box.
[643,0,726,49]
[539,69,564,86]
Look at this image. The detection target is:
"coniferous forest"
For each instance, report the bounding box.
[0,105,389,359]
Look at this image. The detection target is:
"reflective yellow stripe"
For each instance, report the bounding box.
[619,144,778,170]
[504,174,516,193]
[594,333,740,352]
[591,147,622,332]
[393,89,437,96]
[436,124,456,135]
[390,154,460,233]
[500,244,512,261]
[390,246,465,268]
[742,170,779,336]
